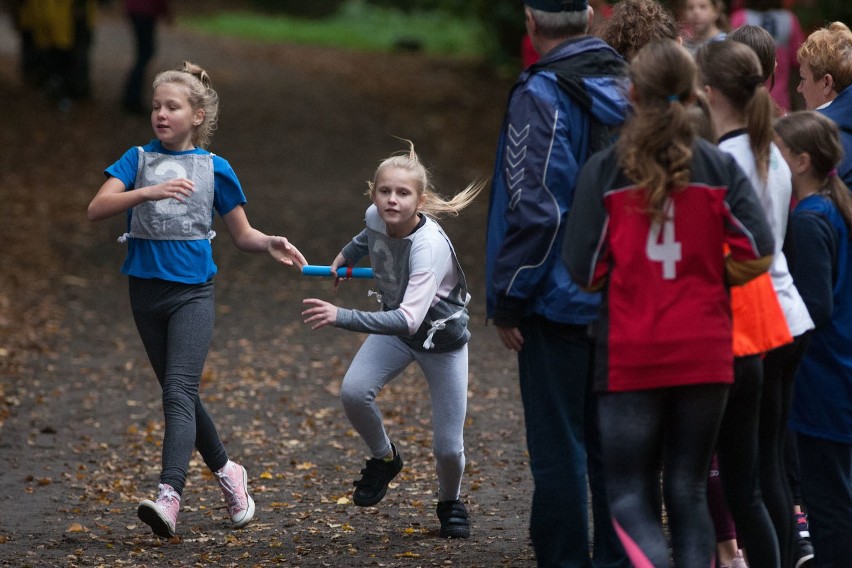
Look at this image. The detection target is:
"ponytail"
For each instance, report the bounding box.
[744,81,774,181]
[617,40,697,223]
[823,174,852,231]
[696,40,773,180]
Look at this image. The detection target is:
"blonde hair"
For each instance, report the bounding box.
[617,40,697,222]
[153,61,219,148]
[797,22,852,93]
[774,111,852,230]
[367,140,484,218]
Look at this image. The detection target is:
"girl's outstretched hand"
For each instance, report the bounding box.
[330,252,349,290]
[302,298,338,329]
[268,236,307,269]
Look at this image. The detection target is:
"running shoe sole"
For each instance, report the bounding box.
[138,500,176,538]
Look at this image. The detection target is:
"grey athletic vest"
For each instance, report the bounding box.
[366,222,471,352]
[119,147,216,242]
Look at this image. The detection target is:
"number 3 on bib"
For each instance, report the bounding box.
[645,200,681,280]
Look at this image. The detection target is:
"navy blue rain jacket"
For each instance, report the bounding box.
[820,84,852,188]
[485,36,629,326]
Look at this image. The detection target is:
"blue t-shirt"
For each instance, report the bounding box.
[104,140,246,284]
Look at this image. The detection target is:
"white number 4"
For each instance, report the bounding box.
[645,200,681,280]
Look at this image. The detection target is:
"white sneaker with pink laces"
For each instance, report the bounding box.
[215,460,255,528]
[137,483,181,538]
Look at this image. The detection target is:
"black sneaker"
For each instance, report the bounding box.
[794,537,815,568]
[352,444,403,507]
[436,499,470,539]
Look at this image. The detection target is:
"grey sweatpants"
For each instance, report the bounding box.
[340,334,468,501]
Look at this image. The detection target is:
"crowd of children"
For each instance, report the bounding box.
[82,0,852,566]
[520,2,848,567]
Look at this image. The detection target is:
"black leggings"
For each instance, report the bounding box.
[759,334,810,568]
[716,355,779,568]
[598,383,728,567]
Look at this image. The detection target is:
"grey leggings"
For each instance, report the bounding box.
[129,277,228,495]
[340,334,468,502]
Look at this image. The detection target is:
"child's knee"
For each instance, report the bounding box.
[433,445,465,466]
[340,380,375,410]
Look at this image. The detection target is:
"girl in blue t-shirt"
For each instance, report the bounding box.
[87,61,306,539]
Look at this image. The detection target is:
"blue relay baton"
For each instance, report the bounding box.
[301,265,374,279]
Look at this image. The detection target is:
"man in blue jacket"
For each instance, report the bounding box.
[485,0,629,566]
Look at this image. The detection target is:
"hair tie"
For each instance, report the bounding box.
[747,75,764,91]
[828,168,839,178]
[667,94,679,102]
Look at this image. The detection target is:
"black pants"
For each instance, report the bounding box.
[716,355,779,568]
[798,433,852,567]
[760,334,810,568]
[599,383,728,567]
[123,13,157,111]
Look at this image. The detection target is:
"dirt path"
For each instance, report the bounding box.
[0,6,538,567]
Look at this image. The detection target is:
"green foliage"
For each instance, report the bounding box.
[185,0,488,57]
[248,0,345,19]
[469,0,527,67]
[229,0,852,67]
[360,0,480,17]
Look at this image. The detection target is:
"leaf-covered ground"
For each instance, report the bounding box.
[0,5,539,567]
